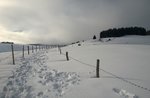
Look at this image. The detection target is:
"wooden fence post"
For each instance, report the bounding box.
[22,45,24,58]
[36,45,37,52]
[66,52,69,61]
[32,45,34,53]
[28,46,30,55]
[96,59,100,78]
[58,45,62,54]
[11,44,15,65]
[39,45,40,51]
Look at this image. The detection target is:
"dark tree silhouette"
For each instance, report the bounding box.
[147,30,150,35]
[100,27,147,38]
[93,35,96,39]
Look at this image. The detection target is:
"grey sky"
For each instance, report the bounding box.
[0,0,150,44]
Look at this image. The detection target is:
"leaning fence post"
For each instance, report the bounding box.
[66,52,69,61]
[11,44,15,65]
[96,59,100,78]
[28,46,30,55]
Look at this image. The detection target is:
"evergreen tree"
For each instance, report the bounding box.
[93,35,96,39]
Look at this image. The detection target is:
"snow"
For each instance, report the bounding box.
[0,35,150,98]
[113,88,138,98]
[0,51,80,98]
[101,35,150,45]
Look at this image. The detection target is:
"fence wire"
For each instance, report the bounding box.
[61,52,150,92]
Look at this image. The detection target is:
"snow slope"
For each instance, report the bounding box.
[84,35,150,45]
[47,44,150,98]
[0,35,150,98]
[101,35,150,45]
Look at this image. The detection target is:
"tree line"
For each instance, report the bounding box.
[99,27,150,38]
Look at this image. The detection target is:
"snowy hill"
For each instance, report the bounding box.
[0,35,150,98]
[101,35,150,45]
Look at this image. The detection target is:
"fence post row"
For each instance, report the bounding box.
[11,44,15,65]
[96,59,100,78]
[9,44,62,65]
[9,44,52,65]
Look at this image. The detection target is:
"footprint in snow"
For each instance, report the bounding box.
[113,88,138,98]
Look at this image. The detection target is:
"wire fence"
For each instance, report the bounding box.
[0,44,58,80]
[0,44,150,92]
[0,43,58,65]
[61,50,150,92]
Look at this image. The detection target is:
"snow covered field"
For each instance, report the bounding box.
[0,36,150,98]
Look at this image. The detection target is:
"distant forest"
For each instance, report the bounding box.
[100,27,150,38]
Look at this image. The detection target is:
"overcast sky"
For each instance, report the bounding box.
[0,0,150,44]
